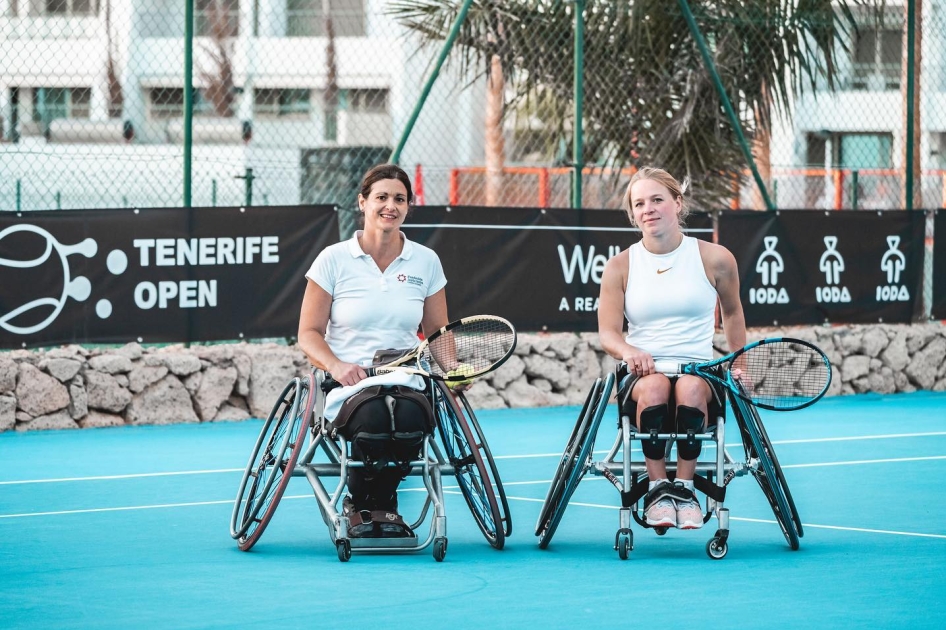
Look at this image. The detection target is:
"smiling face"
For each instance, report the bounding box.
[359,178,409,233]
[629,177,683,236]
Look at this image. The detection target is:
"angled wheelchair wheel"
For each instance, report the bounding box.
[434,383,505,550]
[536,373,614,549]
[730,394,801,551]
[231,373,314,551]
[454,389,513,538]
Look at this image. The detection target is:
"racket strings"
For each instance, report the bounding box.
[422,319,516,378]
[739,341,830,410]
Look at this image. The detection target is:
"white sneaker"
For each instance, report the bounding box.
[674,487,704,530]
[644,482,677,527]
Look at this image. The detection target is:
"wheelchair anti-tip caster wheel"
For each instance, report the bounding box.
[653,526,669,536]
[433,537,448,562]
[706,536,728,560]
[337,540,351,562]
[615,529,633,560]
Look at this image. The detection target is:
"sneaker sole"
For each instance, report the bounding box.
[677,520,704,530]
[646,516,676,527]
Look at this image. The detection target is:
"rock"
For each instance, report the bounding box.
[126,375,199,425]
[43,358,82,382]
[16,410,79,431]
[523,354,570,390]
[905,337,946,390]
[461,381,507,409]
[0,394,15,431]
[86,370,132,413]
[88,354,134,375]
[79,411,125,429]
[194,366,238,421]
[212,403,252,421]
[246,346,297,418]
[880,333,910,371]
[15,363,70,417]
[128,365,169,393]
[68,382,88,420]
[489,354,525,390]
[145,352,202,376]
[0,358,16,393]
[861,327,890,357]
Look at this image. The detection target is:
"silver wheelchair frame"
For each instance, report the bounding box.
[230,369,511,562]
[535,364,803,560]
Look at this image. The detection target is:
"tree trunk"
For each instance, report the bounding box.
[485,54,505,206]
[751,113,772,211]
[901,0,922,209]
[323,0,339,143]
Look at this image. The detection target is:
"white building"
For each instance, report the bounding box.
[0,0,485,210]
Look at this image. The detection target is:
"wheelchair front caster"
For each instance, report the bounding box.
[653,526,669,536]
[433,537,448,562]
[615,529,633,560]
[337,540,351,562]
[706,537,728,560]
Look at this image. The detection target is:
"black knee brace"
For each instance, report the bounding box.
[639,404,669,460]
[675,405,705,461]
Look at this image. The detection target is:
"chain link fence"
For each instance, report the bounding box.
[0,0,934,212]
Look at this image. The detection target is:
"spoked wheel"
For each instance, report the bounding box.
[535,373,614,549]
[730,393,801,551]
[231,373,314,551]
[453,389,513,538]
[434,383,505,550]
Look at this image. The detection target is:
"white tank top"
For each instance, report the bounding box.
[623,236,717,362]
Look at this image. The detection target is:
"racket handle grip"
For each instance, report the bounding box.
[653,360,682,375]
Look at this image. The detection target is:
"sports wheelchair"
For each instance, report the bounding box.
[535,363,803,560]
[229,369,511,562]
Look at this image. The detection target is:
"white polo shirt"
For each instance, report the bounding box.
[306,231,447,418]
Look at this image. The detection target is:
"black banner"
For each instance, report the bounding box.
[934,210,946,320]
[0,206,338,348]
[405,206,713,332]
[719,210,925,326]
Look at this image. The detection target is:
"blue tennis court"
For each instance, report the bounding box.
[2,391,945,629]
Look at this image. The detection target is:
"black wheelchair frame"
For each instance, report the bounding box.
[535,365,803,560]
[230,370,511,562]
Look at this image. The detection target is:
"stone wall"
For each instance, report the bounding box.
[2,321,945,432]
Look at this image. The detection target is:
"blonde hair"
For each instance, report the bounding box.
[622,167,690,227]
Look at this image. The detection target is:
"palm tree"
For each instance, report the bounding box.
[388,0,867,209]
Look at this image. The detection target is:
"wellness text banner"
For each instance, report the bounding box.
[0,206,338,348]
[719,210,926,327]
[404,206,713,332]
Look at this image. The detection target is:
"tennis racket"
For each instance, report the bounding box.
[652,337,832,412]
[365,315,517,383]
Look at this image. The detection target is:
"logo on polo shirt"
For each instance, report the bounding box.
[397,274,424,287]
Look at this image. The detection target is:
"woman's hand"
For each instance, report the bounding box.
[623,349,655,377]
[329,361,367,387]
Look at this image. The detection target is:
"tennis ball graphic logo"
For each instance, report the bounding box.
[0,225,96,334]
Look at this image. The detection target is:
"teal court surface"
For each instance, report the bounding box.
[2,391,945,629]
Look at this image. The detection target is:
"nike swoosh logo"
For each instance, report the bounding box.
[657,267,672,274]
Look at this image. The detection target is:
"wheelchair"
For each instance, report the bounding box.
[229,369,511,562]
[535,363,803,560]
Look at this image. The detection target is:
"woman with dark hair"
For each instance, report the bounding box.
[297,164,450,537]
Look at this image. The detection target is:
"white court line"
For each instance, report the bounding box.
[1,431,944,488]
[0,468,244,486]
[3,486,946,541]
[508,495,946,540]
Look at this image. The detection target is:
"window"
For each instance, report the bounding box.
[343,89,388,114]
[196,0,239,38]
[286,0,365,37]
[29,0,97,16]
[851,27,901,90]
[148,88,215,119]
[31,87,91,124]
[838,133,893,169]
[254,88,312,118]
